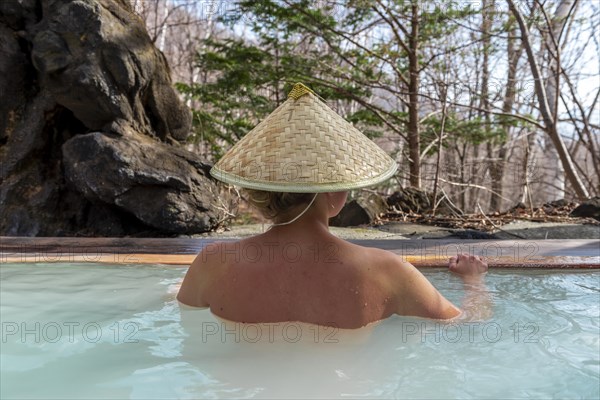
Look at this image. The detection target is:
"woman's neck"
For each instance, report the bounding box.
[266,212,333,239]
[262,193,338,237]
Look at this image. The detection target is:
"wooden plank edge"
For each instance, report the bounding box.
[2,254,599,268]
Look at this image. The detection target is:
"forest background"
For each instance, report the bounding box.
[131,0,599,216]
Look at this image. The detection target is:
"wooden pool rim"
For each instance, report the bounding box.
[1,237,599,269]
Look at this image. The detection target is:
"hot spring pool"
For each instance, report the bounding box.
[1,262,598,399]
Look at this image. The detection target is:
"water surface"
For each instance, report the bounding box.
[1,263,598,399]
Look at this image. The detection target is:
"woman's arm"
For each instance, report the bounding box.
[448,253,492,321]
[390,252,490,321]
[177,242,223,307]
[390,256,462,320]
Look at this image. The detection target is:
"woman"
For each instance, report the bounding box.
[177,83,489,328]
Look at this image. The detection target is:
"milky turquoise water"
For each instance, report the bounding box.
[1,263,598,399]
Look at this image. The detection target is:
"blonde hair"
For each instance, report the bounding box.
[243,189,316,221]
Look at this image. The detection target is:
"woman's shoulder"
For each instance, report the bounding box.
[342,240,403,266]
[178,241,232,307]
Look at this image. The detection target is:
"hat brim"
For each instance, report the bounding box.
[210,161,398,193]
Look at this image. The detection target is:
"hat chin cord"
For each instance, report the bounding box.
[266,193,319,231]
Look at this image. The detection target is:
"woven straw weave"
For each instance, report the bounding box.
[210,83,397,192]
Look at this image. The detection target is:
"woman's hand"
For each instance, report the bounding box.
[448,253,488,276]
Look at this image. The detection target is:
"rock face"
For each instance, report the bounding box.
[62,132,222,234]
[570,197,600,221]
[0,0,225,236]
[330,193,388,227]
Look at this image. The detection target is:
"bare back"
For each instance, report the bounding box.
[177,230,461,329]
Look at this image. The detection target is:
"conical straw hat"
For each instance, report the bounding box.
[210,83,397,192]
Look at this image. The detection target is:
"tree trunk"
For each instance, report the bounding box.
[543,0,574,200]
[157,0,169,52]
[508,0,589,200]
[407,1,421,188]
[491,16,523,210]
[481,0,495,212]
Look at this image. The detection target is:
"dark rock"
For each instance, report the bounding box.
[508,202,527,212]
[0,23,27,144]
[62,132,223,234]
[570,197,600,221]
[29,0,192,139]
[445,230,498,240]
[330,200,369,227]
[0,0,38,30]
[330,193,388,227]
[31,30,72,74]
[0,0,220,236]
[378,222,447,236]
[545,198,569,208]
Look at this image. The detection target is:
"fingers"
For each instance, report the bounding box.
[456,253,485,260]
[449,252,489,275]
[448,256,457,270]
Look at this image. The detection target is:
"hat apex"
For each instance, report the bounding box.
[287,82,318,100]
